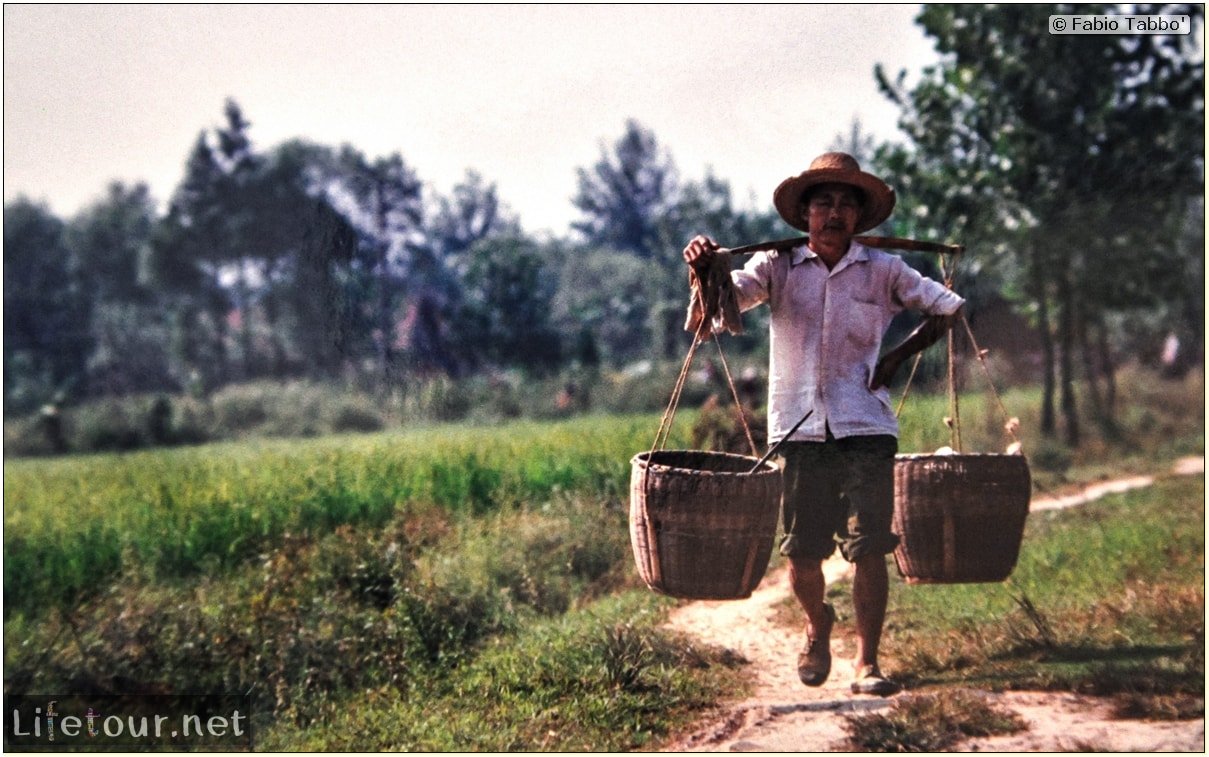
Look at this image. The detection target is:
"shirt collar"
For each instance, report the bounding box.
[789,240,870,268]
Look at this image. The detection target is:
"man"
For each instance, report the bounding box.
[682,152,964,696]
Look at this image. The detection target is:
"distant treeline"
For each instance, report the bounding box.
[5,6,1203,448]
[4,109,787,413]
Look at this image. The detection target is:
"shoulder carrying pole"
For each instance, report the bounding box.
[721,235,963,257]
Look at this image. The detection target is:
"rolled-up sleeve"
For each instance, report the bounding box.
[731,251,775,312]
[889,256,964,315]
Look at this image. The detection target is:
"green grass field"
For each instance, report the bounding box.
[3,414,677,617]
[3,369,1203,750]
[885,475,1204,693]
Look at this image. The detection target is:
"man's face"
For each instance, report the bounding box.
[802,183,862,239]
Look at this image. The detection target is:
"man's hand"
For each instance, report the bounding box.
[683,235,719,270]
[870,353,904,391]
[869,309,963,391]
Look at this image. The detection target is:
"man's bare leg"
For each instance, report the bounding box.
[789,556,834,685]
[851,553,888,668]
[789,555,827,623]
[851,553,900,695]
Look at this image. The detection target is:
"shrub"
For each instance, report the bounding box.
[3,491,645,739]
[145,395,174,444]
[254,593,746,751]
[75,401,143,451]
[1030,437,1074,473]
[211,389,270,432]
[329,402,385,433]
[409,377,473,422]
[843,690,1028,751]
[3,413,64,457]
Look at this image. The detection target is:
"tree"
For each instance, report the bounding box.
[828,117,879,171]
[333,147,426,384]
[146,190,229,394]
[246,139,363,379]
[878,3,1204,444]
[282,196,362,379]
[3,199,91,411]
[412,170,525,376]
[568,126,792,365]
[551,246,654,366]
[456,234,562,374]
[159,108,247,386]
[651,169,782,359]
[212,98,265,378]
[66,182,156,304]
[571,119,679,259]
[65,182,176,395]
[428,169,520,263]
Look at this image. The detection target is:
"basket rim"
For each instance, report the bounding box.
[896,452,1028,460]
[631,448,779,474]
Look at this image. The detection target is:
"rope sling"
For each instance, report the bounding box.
[629,240,1033,597]
[650,250,757,459]
[894,251,1024,453]
[629,251,780,600]
[889,250,1032,584]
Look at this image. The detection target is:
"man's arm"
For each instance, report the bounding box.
[870,308,963,390]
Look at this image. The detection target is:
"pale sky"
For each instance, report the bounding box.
[3,4,940,235]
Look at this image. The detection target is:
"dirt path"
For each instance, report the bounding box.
[660,457,1206,752]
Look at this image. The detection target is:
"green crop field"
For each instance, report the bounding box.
[3,370,1203,750]
[4,413,687,618]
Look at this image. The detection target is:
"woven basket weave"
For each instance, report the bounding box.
[630,450,782,600]
[893,453,1031,584]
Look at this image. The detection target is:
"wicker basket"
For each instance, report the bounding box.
[630,450,782,600]
[893,453,1032,584]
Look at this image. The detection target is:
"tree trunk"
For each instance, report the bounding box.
[1029,245,1056,437]
[261,280,288,379]
[205,280,230,388]
[374,185,394,390]
[235,259,254,380]
[1078,306,1103,418]
[1097,318,1117,422]
[1058,274,1079,447]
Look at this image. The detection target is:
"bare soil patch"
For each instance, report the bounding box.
[660,457,1206,752]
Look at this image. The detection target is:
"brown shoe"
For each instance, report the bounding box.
[851,664,901,696]
[796,603,836,687]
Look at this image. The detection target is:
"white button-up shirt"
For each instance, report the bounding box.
[729,241,965,443]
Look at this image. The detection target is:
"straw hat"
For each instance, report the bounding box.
[773,152,896,233]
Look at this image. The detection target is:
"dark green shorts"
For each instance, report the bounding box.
[777,433,900,562]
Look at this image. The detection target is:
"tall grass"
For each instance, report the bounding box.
[252,593,744,751]
[3,414,690,618]
[4,367,1202,749]
[896,366,1204,488]
[9,364,1202,620]
[3,364,721,456]
[884,475,1204,698]
[4,489,743,751]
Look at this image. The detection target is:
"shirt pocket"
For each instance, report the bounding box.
[845,300,885,350]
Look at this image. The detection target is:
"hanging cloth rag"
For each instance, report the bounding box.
[684,250,744,338]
